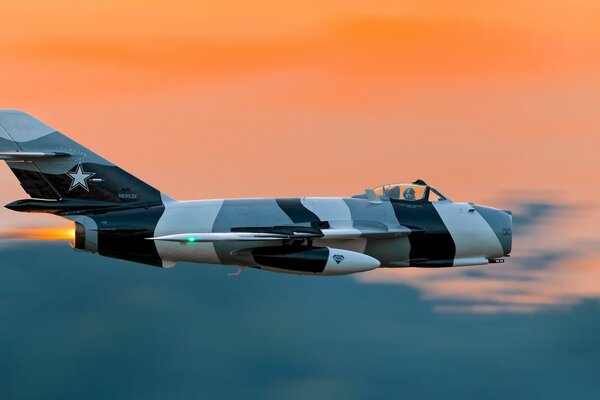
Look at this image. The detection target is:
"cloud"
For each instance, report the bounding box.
[358,198,600,313]
[510,201,563,236]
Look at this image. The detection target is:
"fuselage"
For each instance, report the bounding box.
[69,195,512,274]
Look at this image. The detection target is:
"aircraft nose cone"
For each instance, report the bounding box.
[473,205,512,256]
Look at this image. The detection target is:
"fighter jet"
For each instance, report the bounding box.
[0,111,512,275]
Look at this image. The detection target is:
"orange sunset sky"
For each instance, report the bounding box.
[1,0,599,230]
[1,0,600,312]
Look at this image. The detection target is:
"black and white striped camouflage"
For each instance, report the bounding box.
[0,111,512,275]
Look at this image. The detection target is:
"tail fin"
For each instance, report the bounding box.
[0,110,168,205]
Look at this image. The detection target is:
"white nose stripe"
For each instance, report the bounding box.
[433,202,504,261]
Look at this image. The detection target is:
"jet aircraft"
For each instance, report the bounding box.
[0,111,512,275]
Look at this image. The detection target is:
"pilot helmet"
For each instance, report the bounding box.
[403,187,416,200]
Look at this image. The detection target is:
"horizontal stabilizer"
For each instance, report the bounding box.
[0,151,72,160]
[5,198,118,214]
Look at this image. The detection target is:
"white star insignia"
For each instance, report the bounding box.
[66,164,95,192]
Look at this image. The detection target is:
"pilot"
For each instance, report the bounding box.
[403,187,416,201]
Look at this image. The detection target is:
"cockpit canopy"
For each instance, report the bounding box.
[370,180,448,202]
